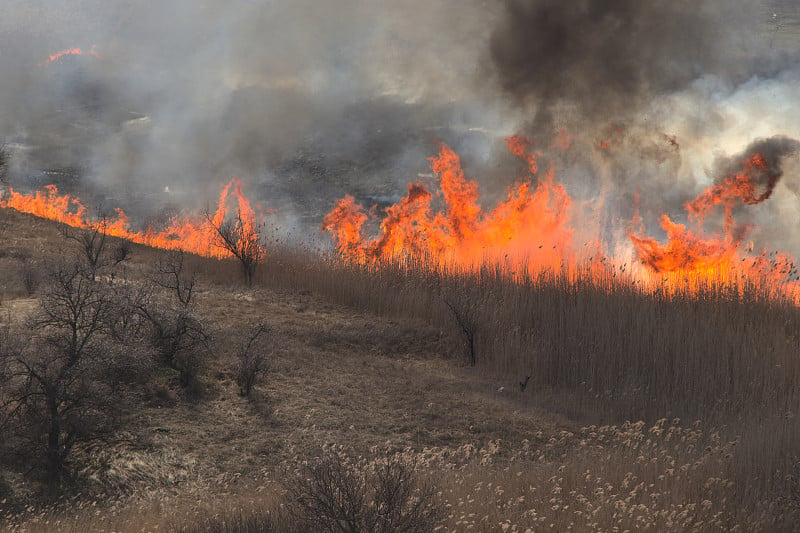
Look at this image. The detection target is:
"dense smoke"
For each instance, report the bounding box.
[487,0,800,253]
[715,136,800,197]
[489,0,792,133]
[0,0,500,229]
[0,1,799,254]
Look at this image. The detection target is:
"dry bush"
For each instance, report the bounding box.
[18,258,40,295]
[235,323,270,398]
[111,238,132,266]
[136,252,210,388]
[439,279,485,367]
[208,209,264,286]
[59,220,108,281]
[286,447,443,532]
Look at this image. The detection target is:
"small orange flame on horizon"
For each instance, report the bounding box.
[38,45,100,67]
[0,178,262,260]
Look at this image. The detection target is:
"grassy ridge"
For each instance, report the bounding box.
[2,207,800,531]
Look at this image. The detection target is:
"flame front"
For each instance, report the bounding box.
[629,151,800,300]
[323,138,574,274]
[2,135,797,303]
[324,138,800,303]
[0,178,261,260]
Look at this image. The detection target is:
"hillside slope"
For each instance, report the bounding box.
[1,206,798,532]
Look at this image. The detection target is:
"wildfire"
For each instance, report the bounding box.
[323,137,574,274]
[38,45,100,67]
[0,178,261,259]
[324,136,800,302]
[628,149,800,300]
[2,132,797,303]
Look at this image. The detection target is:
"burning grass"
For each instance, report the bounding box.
[0,178,263,260]
[2,133,800,529]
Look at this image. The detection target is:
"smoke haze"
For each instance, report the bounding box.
[0,0,799,253]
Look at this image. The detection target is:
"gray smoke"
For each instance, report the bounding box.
[1,0,799,256]
[714,135,800,198]
[484,0,800,255]
[488,0,791,135]
[0,0,501,230]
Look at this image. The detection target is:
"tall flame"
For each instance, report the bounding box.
[323,137,574,274]
[0,178,261,259]
[325,137,800,303]
[629,152,800,300]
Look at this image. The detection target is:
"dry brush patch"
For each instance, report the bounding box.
[3,216,800,530]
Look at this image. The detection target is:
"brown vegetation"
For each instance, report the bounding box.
[1,206,800,531]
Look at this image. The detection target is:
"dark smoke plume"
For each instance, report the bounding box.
[489,0,770,133]
[714,135,800,203]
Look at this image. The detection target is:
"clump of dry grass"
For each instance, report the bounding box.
[251,248,800,524]
[12,419,792,532]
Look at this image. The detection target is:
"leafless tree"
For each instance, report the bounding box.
[59,218,109,281]
[441,292,481,367]
[153,251,195,307]
[111,238,132,267]
[135,252,209,387]
[0,262,153,485]
[236,323,270,397]
[207,208,264,286]
[19,257,41,295]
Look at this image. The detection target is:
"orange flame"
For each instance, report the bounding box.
[628,152,800,301]
[324,136,799,303]
[323,138,574,274]
[38,45,100,66]
[0,178,262,259]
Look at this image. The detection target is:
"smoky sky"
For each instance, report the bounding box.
[0,0,500,222]
[0,1,799,254]
[489,0,784,133]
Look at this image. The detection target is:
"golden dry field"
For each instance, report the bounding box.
[1,206,799,532]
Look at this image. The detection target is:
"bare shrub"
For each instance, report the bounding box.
[111,238,132,266]
[236,323,270,398]
[136,252,209,388]
[287,449,442,532]
[19,258,40,295]
[441,291,481,367]
[59,219,109,281]
[153,251,195,306]
[137,302,208,388]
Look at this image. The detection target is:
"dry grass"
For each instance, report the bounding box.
[2,207,800,531]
